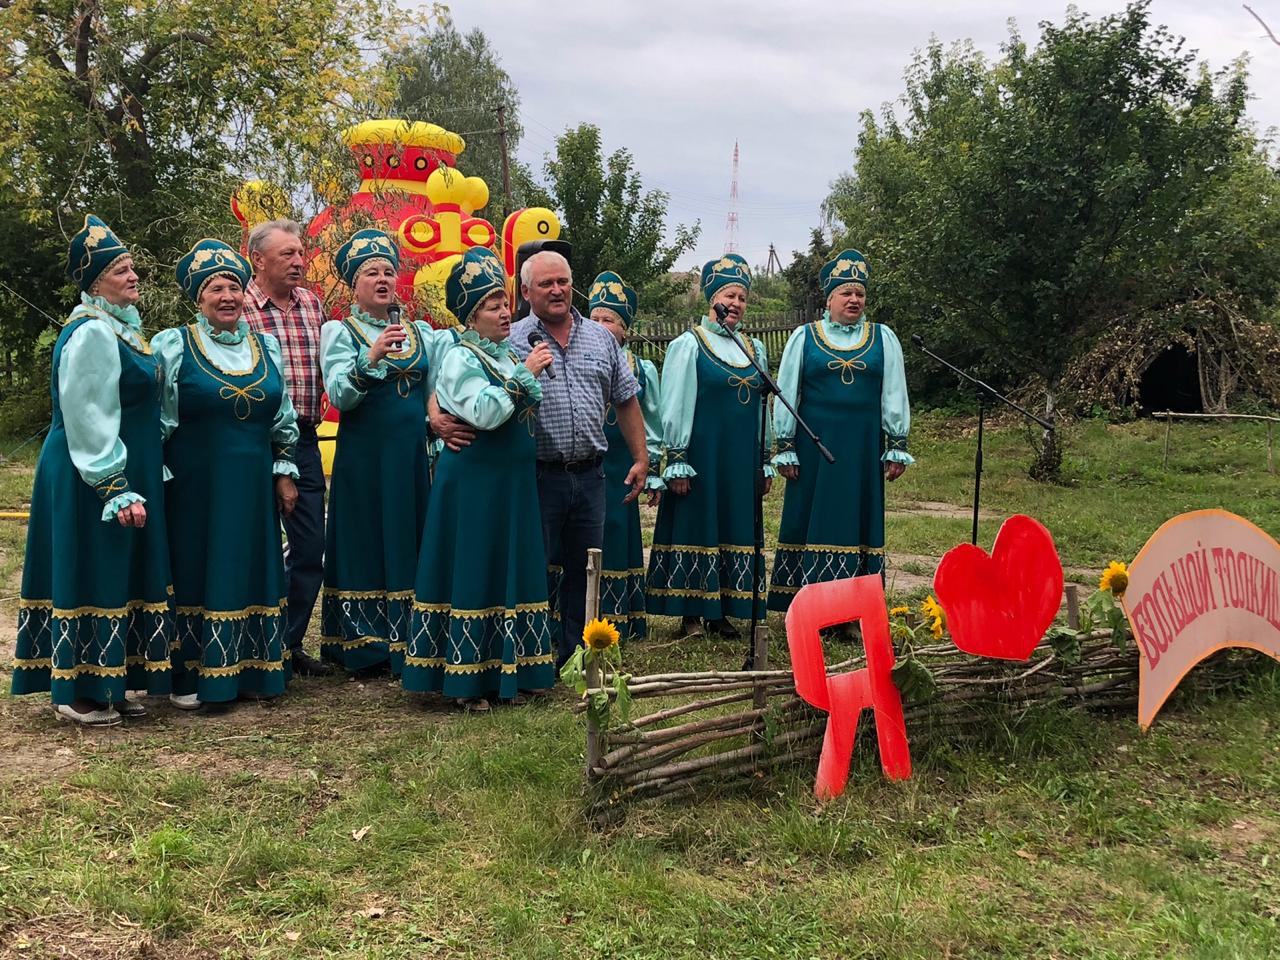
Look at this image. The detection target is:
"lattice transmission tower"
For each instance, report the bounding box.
[723,141,740,255]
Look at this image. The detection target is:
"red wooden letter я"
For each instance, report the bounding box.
[785,575,912,800]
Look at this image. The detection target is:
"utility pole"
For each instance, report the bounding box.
[496,105,513,221]
[765,243,783,277]
[723,141,740,255]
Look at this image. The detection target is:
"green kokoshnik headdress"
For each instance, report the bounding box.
[334,228,401,288]
[700,253,752,302]
[821,248,870,298]
[446,247,507,325]
[587,270,637,327]
[67,214,131,293]
[176,238,252,302]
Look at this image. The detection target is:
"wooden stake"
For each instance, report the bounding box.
[1065,584,1080,630]
[1163,412,1172,469]
[584,547,603,777]
[752,624,770,709]
[1269,423,1275,475]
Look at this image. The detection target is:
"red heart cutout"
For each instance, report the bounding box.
[932,515,1064,662]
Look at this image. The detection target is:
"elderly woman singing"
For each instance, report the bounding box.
[402,247,556,710]
[320,229,441,677]
[12,216,172,725]
[153,239,299,709]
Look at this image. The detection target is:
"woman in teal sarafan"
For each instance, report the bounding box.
[767,250,912,611]
[587,271,663,643]
[320,229,448,676]
[11,216,172,726]
[646,254,775,640]
[403,247,556,709]
[153,240,299,709]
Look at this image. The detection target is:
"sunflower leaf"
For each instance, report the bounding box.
[613,673,633,725]
[891,656,936,704]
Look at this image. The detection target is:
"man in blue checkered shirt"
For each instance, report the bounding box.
[509,251,649,669]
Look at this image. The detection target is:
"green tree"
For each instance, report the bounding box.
[390,17,548,217]
[825,2,1264,477]
[783,228,832,320]
[0,0,437,425]
[543,123,699,311]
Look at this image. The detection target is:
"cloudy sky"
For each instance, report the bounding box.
[445,1,1280,272]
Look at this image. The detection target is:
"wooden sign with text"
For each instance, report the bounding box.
[1124,509,1280,730]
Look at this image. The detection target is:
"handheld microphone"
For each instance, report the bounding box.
[386,303,405,352]
[527,331,556,379]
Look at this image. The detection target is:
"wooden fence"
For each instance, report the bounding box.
[1154,410,1280,473]
[629,314,807,369]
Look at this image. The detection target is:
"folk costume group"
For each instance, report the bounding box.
[11,214,912,727]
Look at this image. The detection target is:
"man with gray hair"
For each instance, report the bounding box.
[510,250,650,670]
[241,219,332,676]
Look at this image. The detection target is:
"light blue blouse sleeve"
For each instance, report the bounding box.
[150,328,183,484]
[879,325,914,465]
[262,333,300,478]
[420,323,452,398]
[753,337,777,480]
[638,358,665,490]
[436,347,526,430]
[771,326,806,469]
[659,332,698,480]
[58,318,145,521]
[320,319,387,412]
[151,328,183,444]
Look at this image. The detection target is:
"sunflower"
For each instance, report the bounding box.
[1099,561,1129,597]
[889,606,911,617]
[920,595,946,640]
[582,617,620,653]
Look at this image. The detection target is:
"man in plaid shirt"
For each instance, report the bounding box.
[243,219,332,676]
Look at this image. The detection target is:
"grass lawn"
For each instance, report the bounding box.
[0,415,1277,959]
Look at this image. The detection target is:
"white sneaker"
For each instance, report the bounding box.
[169,693,202,711]
[53,702,122,727]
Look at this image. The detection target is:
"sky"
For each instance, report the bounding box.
[443,1,1280,273]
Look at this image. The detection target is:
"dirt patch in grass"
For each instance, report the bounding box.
[0,916,226,960]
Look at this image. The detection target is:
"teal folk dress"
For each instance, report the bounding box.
[403,333,555,700]
[767,315,912,611]
[12,297,172,705]
[154,319,298,701]
[647,320,773,622]
[320,310,441,674]
[600,350,663,642]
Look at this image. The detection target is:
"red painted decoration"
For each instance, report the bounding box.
[785,575,911,800]
[933,515,1064,662]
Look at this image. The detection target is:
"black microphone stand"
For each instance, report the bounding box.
[713,303,834,670]
[910,335,1054,545]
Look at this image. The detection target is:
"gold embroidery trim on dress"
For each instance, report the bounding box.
[345,315,423,366]
[12,657,52,669]
[323,588,415,600]
[73,305,153,355]
[184,658,286,676]
[403,653,556,674]
[776,543,886,555]
[649,543,756,555]
[647,586,759,600]
[809,321,877,386]
[19,597,171,617]
[189,322,264,377]
[174,602,286,621]
[601,568,647,578]
[412,601,550,617]
[185,325,270,420]
[322,634,400,650]
[49,656,169,680]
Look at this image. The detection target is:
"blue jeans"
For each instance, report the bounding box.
[536,461,606,670]
[283,424,326,655]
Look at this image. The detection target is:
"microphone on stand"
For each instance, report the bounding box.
[387,303,405,352]
[527,331,556,379]
[911,333,925,349]
[712,302,731,324]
